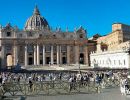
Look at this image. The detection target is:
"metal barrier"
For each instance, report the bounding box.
[1,81,102,96]
[0,77,121,97]
[103,78,120,88]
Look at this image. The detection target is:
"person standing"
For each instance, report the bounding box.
[0,74,2,84]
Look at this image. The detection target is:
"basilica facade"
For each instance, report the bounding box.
[0,6,89,69]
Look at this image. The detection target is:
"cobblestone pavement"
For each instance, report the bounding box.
[4,88,130,100]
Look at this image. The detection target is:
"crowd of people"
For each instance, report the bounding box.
[0,70,129,94]
[0,71,122,83]
[120,75,130,95]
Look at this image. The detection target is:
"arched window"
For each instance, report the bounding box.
[7,32,11,37]
[79,34,83,38]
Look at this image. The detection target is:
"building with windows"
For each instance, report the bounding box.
[0,6,90,69]
[90,50,130,68]
[90,23,130,68]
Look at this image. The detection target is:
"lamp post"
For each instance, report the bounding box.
[79,57,81,74]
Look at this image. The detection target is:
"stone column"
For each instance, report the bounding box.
[25,45,28,66]
[43,45,45,65]
[34,45,37,65]
[0,45,5,68]
[67,45,70,64]
[84,46,89,66]
[74,46,79,64]
[128,53,130,68]
[37,44,40,65]
[51,45,54,64]
[57,45,59,64]
[13,45,18,66]
[59,46,62,64]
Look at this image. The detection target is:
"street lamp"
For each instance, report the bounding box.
[79,57,82,74]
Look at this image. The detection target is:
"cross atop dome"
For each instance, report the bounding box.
[33,5,40,15]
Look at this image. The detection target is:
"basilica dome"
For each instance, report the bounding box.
[24,6,49,31]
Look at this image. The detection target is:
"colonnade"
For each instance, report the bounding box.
[1,44,88,67]
[24,45,75,66]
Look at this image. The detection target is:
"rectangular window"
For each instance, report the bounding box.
[124,60,125,65]
[61,46,67,52]
[28,32,33,37]
[119,60,121,65]
[6,45,12,51]
[114,60,116,64]
[39,46,43,53]
[28,45,33,52]
[53,46,57,52]
[45,45,51,52]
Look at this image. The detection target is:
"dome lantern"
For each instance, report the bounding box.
[33,5,40,15]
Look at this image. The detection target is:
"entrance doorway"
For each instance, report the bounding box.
[6,53,13,68]
[62,57,67,64]
[46,57,50,64]
[40,59,43,65]
[79,53,84,64]
[28,57,33,65]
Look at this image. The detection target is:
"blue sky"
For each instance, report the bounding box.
[0,0,130,37]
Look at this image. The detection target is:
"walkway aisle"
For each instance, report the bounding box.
[19,88,130,100]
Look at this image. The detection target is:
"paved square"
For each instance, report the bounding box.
[8,88,130,100]
[26,88,130,100]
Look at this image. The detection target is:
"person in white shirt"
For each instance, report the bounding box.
[120,78,126,95]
